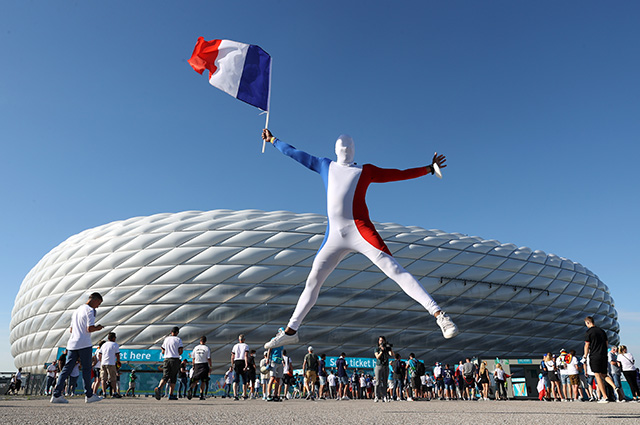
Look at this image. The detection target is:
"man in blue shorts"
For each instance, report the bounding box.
[336,353,350,400]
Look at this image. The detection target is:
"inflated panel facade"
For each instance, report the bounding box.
[10,210,619,372]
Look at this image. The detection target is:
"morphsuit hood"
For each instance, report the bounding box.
[335,134,355,165]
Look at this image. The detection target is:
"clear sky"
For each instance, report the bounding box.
[1,1,638,371]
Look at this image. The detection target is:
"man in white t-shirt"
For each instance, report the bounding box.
[282,350,293,398]
[565,350,580,401]
[99,332,121,398]
[46,362,58,395]
[51,292,104,404]
[154,326,184,401]
[188,335,211,401]
[231,334,250,400]
[327,370,337,399]
[556,349,570,401]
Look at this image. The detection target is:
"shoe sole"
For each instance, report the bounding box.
[443,328,459,339]
[264,335,299,349]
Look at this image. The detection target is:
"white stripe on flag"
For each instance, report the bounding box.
[208,40,249,98]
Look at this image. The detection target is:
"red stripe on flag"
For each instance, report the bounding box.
[188,37,222,78]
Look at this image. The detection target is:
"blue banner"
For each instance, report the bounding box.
[325,356,376,369]
[56,347,192,362]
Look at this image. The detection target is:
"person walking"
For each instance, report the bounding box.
[618,345,639,402]
[45,361,58,396]
[261,129,457,350]
[99,332,121,398]
[125,370,137,397]
[231,334,250,400]
[188,336,212,401]
[50,292,104,404]
[583,316,620,403]
[154,326,184,401]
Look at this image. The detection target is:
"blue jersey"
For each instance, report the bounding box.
[270,346,283,363]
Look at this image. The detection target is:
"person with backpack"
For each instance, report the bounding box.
[406,354,420,401]
[392,353,406,401]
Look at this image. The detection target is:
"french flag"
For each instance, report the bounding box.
[188,37,271,111]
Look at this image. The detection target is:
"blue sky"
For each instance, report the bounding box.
[1,1,639,371]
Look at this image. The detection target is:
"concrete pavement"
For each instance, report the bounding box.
[1,396,639,424]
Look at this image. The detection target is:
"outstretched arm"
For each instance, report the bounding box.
[262,129,329,174]
[367,152,447,183]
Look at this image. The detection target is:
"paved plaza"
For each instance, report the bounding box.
[1,396,639,424]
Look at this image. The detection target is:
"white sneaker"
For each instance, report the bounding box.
[86,394,103,403]
[436,312,458,339]
[342,396,350,400]
[374,397,379,402]
[407,397,413,401]
[50,395,68,404]
[597,399,609,404]
[264,328,299,349]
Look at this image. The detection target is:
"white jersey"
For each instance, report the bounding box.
[192,344,211,364]
[100,341,120,366]
[327,374,336,386]
[46,364,58,377]
[232,342,249,361]
[162,336,183,359]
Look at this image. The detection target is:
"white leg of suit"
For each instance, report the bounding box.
[287,222,440,331]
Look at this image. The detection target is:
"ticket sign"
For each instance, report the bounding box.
[56,347,192,362]
[325,356,376,369]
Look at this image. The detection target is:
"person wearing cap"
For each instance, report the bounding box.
[556,349,570,401]
[154,326,184,401]
[302,346,319,400]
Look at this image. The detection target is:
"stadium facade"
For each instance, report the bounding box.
[10,209,619,373]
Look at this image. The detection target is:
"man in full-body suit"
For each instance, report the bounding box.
[262,129,458,349]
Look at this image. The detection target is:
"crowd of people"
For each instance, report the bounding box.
[147,323,639,404]
[41,293,638,405]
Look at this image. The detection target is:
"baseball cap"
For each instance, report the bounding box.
[308,346,314,352]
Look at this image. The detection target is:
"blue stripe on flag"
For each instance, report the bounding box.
[237,44,271,111]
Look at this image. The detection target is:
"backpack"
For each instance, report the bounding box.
[408,360,417,378]
[394,360,405,375]
[416,361,426,377]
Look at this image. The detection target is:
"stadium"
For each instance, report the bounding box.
[10,209,619,374]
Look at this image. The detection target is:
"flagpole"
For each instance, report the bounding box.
[262,110,269,153]
[261,58,273,154]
